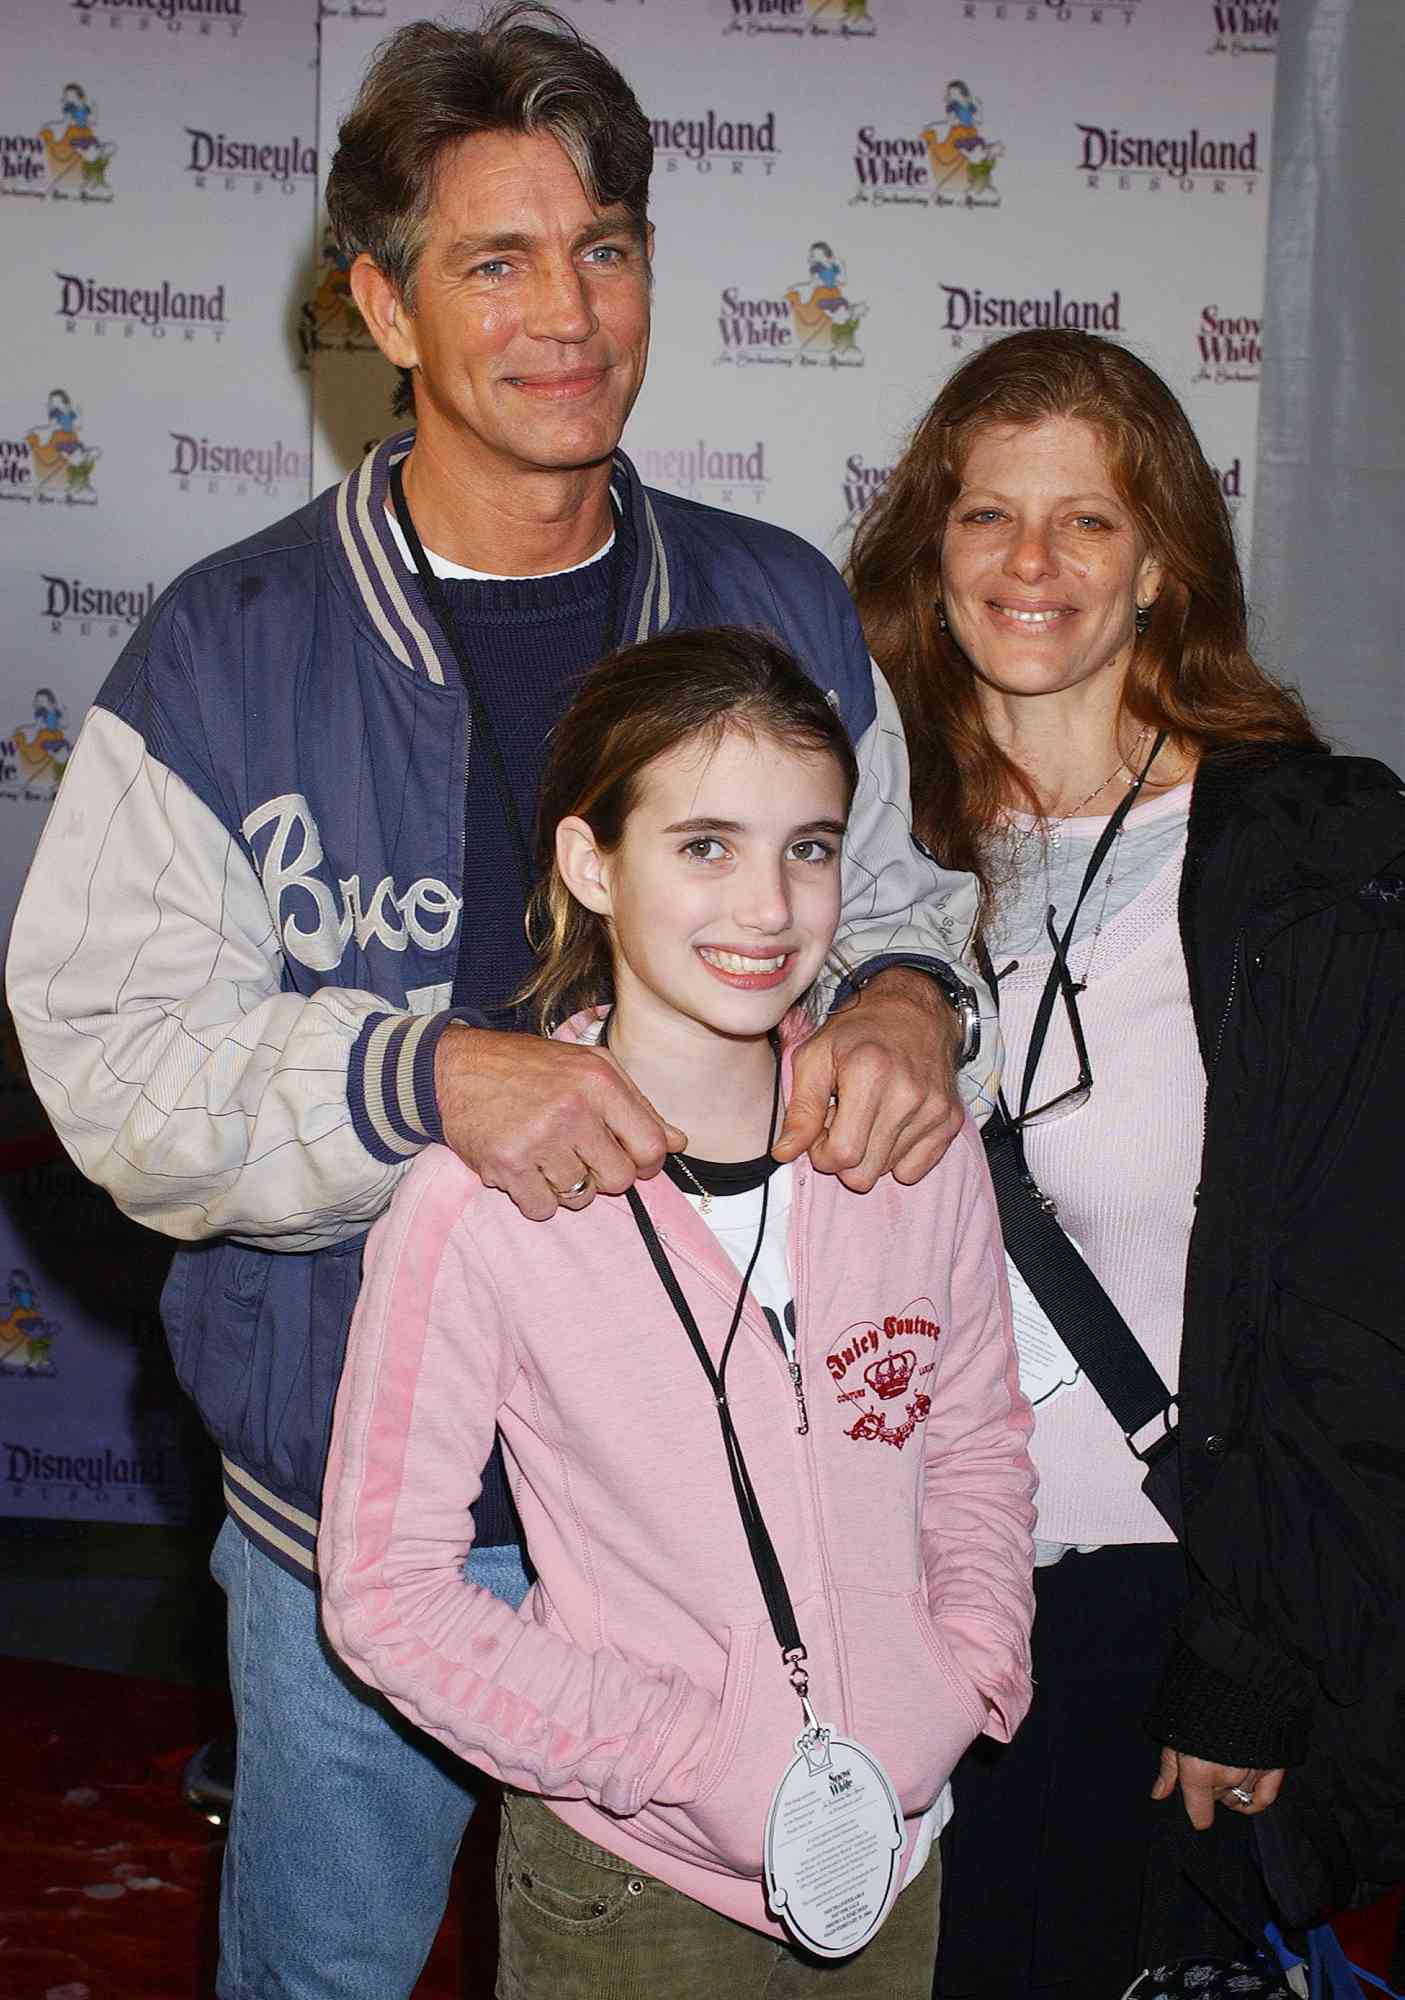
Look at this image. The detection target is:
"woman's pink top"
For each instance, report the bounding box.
[992,786,1202,1547]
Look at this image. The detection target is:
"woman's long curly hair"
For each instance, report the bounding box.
[846,329,1323,923]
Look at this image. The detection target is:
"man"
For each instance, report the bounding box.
[7,7,992,1995]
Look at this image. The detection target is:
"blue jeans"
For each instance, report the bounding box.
[211,1518,530,1999]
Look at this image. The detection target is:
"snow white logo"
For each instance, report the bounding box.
[298,228,376,366]
[1,1268,60,1376]
[26,390,100,503]
[787,242,867,360]
[3,689,72,800]
[716,241,867,370]
[40,81,115,198]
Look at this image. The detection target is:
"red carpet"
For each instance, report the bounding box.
[1,1655,1397,1997]
[0,1657,497,1998]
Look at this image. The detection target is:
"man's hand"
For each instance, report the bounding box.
[434,1027,686,1222]
[1152,1748,1286,1830]
[772,967,964,1190]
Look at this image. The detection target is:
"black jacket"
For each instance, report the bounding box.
[1145,742,1405,1903]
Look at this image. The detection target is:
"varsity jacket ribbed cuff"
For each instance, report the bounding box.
[349,1007,486,1164]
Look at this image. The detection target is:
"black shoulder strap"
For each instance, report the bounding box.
[983,1122,1178,1462]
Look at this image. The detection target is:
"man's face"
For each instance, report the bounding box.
[392,129,652,483]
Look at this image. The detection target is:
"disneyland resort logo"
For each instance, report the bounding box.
[637,440,770,511]
[299,229,375,365]
[1208,3,1276,56]
[0,82,115,202]
[959,1,1141,24]
[1194,307,1262,385]
[0,391,101,507]
[3,1440,170,1496]
[185,125,316,195]
[71,0,244,35]
[851,82,1004,212]
[940,281,1122,350]
[1078,124,1262,195]
[723,0,876,43]
[169,431,310,496]
[651,110,780,180]
[56,270,229,342]
[717,242,867,370]
[39,571,155,638]
[1,688,73,803]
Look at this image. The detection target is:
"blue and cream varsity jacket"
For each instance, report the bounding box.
[7,435,991,1581]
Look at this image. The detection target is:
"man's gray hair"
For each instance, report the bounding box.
[326,3,653,304]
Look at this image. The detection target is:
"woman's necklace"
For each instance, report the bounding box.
[1009,725,1151,860]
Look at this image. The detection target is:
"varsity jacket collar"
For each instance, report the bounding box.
[324,432,677,684]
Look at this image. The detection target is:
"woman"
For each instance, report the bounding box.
[849,329,1405,1998]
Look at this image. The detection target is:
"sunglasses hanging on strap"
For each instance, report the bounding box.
[977,730,1185,1537]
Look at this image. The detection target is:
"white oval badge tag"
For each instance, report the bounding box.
[763,1724,906,1959]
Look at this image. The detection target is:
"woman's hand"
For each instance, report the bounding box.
[1152,1748,1286,1829]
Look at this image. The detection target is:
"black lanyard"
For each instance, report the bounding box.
[388,454,627,908]
[620,1045,816,1711]
[986,730,1167,1141]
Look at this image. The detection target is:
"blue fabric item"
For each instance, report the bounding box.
[436,528,624,1031]
[211,1520,530,1999]
[1266,1921,1405,2000]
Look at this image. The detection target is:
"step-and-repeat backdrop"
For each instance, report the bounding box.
[0,0,1278,1526]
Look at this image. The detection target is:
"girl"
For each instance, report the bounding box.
[320,626,1035,1998]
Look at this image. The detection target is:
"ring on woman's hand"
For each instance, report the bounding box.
[1228,1784,1256,1807]
[547,1169,593,1198]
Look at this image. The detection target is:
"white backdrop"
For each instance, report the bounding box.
[0,0,1278,1524]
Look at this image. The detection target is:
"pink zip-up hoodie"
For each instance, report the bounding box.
[320,1019,1036,1938]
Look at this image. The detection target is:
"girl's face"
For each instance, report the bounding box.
[590,724,848,1045]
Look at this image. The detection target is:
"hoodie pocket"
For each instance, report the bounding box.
[838,1589,987,1818]
[635,1612,811,1881]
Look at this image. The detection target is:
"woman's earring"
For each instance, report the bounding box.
[935,601,949,634]
[1135,601,1153,635]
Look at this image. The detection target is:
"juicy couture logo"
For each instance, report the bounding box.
[829,1301,939,1452]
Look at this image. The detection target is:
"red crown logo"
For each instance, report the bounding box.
[864,1349,915,1401]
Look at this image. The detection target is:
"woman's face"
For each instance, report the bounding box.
[938,414,1164,710]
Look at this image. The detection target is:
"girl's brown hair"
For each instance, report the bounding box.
[519,626,858,1032]
[846,328,1323,916]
